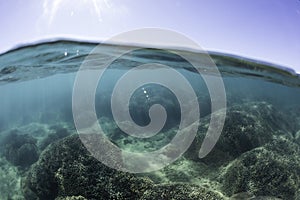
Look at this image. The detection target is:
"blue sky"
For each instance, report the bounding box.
[1,0,300,72]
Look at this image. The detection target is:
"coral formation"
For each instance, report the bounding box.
[220,138,300,199]
[186,102,293,165]
[23,134,225,199]
[0,157,23,199]
[23,101,300,199]
[141,183,225,200]
[38,125,70,150]
[23,135,153,199]
[1,130,39,168]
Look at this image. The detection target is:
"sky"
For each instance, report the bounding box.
[1,0,300,72]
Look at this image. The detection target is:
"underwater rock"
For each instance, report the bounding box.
[143,156,219,189]
[17,122,50,138]
[23,134,153,200]
[1,130,39,168]
[0,156,23,199]
[55,196,87,200]
[230,192,282,200]
[23,133,226,199]
[185,102,293,166]
[141,183,225,200]
[285,105,300,132]
[98,117,178,153]
[251,197,282,200]
[10,122,73,151]
[296,190,300,200]
[220,138,300,199]
[38,125,70,150]
[294,130,300,145]
[126,85,181,129]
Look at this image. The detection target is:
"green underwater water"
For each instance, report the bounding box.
[0,40,300,199]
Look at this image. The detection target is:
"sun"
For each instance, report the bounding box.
[42,0,111,24]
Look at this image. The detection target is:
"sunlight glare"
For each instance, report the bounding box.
[42,0,111,24]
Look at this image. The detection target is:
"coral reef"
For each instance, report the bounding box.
[23,134,224,200]
[22,135,153,200]
[55,196,87,200]
[141,183,225,200]
[0,101,296,199]
[0,156,23,200]
[38,125,70,150]
[1,130,39,168]
[220,138,300,199]
[185,102,293,165]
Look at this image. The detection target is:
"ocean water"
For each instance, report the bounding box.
[0,40,300,199]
